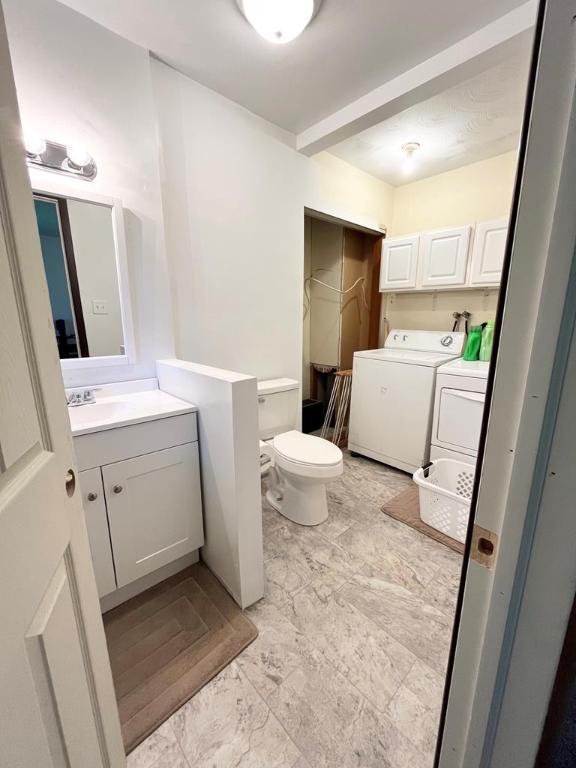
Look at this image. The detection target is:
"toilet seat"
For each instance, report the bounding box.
[273,430,343,479]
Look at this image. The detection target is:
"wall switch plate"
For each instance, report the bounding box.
[92,299,108,315]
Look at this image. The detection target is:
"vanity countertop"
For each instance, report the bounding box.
[68,390,198,437]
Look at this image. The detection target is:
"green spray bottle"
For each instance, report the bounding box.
[480,320,495,362]
[463,326,482,361]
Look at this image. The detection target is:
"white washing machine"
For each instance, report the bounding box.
[430,358,490,466]
[348,330,465,473]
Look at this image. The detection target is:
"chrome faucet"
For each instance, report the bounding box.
[66,388,99,407]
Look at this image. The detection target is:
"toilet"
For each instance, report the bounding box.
[258,378,343,526]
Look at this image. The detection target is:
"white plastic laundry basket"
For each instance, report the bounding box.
[412,459,475,543]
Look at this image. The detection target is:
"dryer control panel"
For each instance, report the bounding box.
[385,329,466,355]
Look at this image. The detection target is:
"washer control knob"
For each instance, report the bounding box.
[441,335,454,347]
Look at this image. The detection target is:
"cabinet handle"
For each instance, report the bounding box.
[87,492,98,502]
[113,485,123,494]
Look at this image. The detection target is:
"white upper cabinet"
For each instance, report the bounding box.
[470,217,508,286]
[380,234,420,290]
[420,226,471,288]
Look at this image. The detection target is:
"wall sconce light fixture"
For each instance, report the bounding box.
[24,135,97,181]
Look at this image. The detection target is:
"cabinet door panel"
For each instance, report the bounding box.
[79,468,117,598]
[380,235,419,290]
[421,226,471,287]
[470,218,508,285]
[103,443,204,588]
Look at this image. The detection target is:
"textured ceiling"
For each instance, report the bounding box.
[329,48,531,185]
[56,0,530,133]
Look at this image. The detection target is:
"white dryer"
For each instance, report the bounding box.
[430,358,490,466]
[348,330,465,473]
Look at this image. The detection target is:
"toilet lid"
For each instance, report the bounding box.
[273,431,343,467]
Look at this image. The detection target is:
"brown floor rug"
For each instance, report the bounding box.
[103,562,258,753]
[382,485,464,555]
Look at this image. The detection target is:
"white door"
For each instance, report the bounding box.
[79,468,117,598]
[438,1,576,765]
[469,217,508,286]
[0,12,125,768]
[379,234,419,290]
[104,443,204,588]
[421,226,471,288]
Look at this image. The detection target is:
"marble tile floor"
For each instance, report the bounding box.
[128,451,463,768]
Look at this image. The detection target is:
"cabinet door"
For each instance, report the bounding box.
[380,235,419,290]
[103,443,204,588]
[79,468,117,598]
[421,226,471,287]
[469,217,508,285]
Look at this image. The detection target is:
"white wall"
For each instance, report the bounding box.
[152,59,393,385]
[67,200,124,357]
[307,151,392,234]
[3,0,175,386]
[157,359,263,609]
[153,62,308,383]
[390,151,517,236]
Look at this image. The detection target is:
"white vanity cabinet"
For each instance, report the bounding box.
[380,234,420,290]
[469,217,508,285]
[420,226,471,288]
[75,411,203,599]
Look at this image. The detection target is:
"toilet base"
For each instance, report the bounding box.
[266,468,329,526]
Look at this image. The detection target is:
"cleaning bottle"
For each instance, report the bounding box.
[463,326,482,361]
[480,320,495,362]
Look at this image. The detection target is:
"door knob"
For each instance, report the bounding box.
[113,485,123,494]
[65,469,76,497]
[87,491,98,502]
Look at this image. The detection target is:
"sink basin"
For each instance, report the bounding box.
[75,401,131,419]
[68,399,134,433]
[67,390,197,437]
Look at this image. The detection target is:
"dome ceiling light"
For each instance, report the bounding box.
[402,142,421,175]
[235,0,323,44]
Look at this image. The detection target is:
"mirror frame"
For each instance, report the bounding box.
[31,177,135,370]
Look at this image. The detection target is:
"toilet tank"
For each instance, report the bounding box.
[258,378,300,440]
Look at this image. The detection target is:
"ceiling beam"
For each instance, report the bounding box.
[296,1,537,156]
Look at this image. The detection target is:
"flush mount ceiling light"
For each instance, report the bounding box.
[236,0,323,44]
[401,142,421,175]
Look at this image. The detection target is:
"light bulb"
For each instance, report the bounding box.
[24,134,46,157]
[403,154,415,175]
[67,145,92,169]
[241,0,315,44]
[401,142,420,176]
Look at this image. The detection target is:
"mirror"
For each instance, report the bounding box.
[33,192,126,360]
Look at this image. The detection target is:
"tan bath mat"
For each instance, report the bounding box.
[103,562,258,753]
[381,485,465,555]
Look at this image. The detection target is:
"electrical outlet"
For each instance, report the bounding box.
[92,299,108,315]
